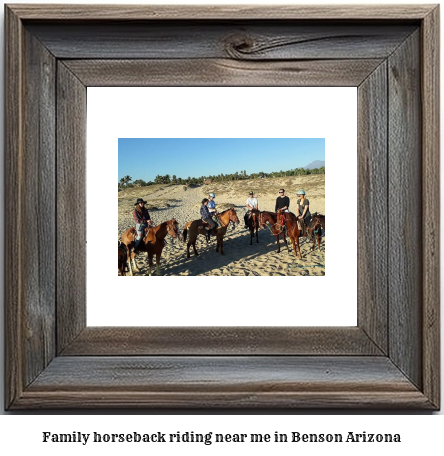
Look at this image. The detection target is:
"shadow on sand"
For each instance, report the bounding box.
[161,228,296,276]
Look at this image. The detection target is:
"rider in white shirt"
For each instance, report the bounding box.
[244,191,258,228]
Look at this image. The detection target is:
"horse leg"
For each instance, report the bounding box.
[294,234,302,260]
[256,227,259,243]
[290,237,298,258]
[155,253,161,276]
[282,232,290,253]
[127,251,133,276]
[193,241,198,256]
[186,242,191,258]
[250,229,253,245]
[216,238,219,252]
[131,252,139,273]
[220,236,224,255]
[148,254,154,276]
[275,234,280,253]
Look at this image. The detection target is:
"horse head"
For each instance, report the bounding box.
[258,211,267,228]
[258,211,274,229]
[167,218,182,241]
[228,208,240,229]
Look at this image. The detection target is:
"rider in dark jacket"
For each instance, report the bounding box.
[201,198,217,240]
[133,198,153,249]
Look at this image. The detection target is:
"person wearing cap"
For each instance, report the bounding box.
[296,189,311,234]
[208,193,217,215]
[244,191,258,228]
[275,188,290,213]
[200,198,217,240]
[208,192,221,227]
[132,197,154,250]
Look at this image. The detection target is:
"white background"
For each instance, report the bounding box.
[87,87,357,326]
[0,0,442,449]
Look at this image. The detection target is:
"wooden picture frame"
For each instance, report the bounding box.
[5,4,440,409]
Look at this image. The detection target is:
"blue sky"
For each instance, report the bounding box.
[118,138,324,181]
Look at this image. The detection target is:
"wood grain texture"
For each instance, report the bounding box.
[21,28,57,388]
[61,327,382,356]
[357,62,388,354]
[5,9,58,409]
[14,356,432,409]
[26,22,416,60]
[7,4,435,20]
[64,59,384,87]
[421,6,440,409]
[4,4,24,410]
[56,62,87,354]
[388,31,422,389]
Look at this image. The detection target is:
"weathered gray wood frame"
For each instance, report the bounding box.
[4,5,440,409]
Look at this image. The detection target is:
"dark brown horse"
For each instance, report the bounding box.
[307,212,325,252]
[118,241,128,276]
[258,211,289,253]
[121,219,181,276]
[246,209,260,245]
[183,208,239,257]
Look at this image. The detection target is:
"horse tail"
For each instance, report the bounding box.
[182,228,188,243]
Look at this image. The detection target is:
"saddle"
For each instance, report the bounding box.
[201,220,217,234]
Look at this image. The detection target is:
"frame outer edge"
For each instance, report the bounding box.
[4,5,24,410]
[3,4,440,410]
[5,4,436,20]
[422,6,441,409]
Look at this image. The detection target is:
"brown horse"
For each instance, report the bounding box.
[121,219,181,276]
[277,211,305,259]
[183,208,239,257]
[246,209,260,245]
[118,241,128,276]
[258,211,289,253]
[307,212,325,251]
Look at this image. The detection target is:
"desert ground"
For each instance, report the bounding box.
[118,175,325,276]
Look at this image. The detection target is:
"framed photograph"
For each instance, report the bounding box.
[5,4,440,409]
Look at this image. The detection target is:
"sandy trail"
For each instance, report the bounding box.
[118,176,325,276]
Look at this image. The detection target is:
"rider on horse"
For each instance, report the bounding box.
[296,189,311,235]
[132,198,154,250]
[201,198,217,241]
[275,188,290,229]
[208,192,220,227]
[244,191,258,228]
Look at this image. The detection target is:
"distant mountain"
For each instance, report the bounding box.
[304,160,325,170]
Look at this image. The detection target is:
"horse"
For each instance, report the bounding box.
[246,208,260,245]
[276,210,306,259]
[182,219,208,243]
[121,219,181,276]
[118,241,128,276]
[183,207,239,257]
[307,212,325,252]
[258,211,289,253]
